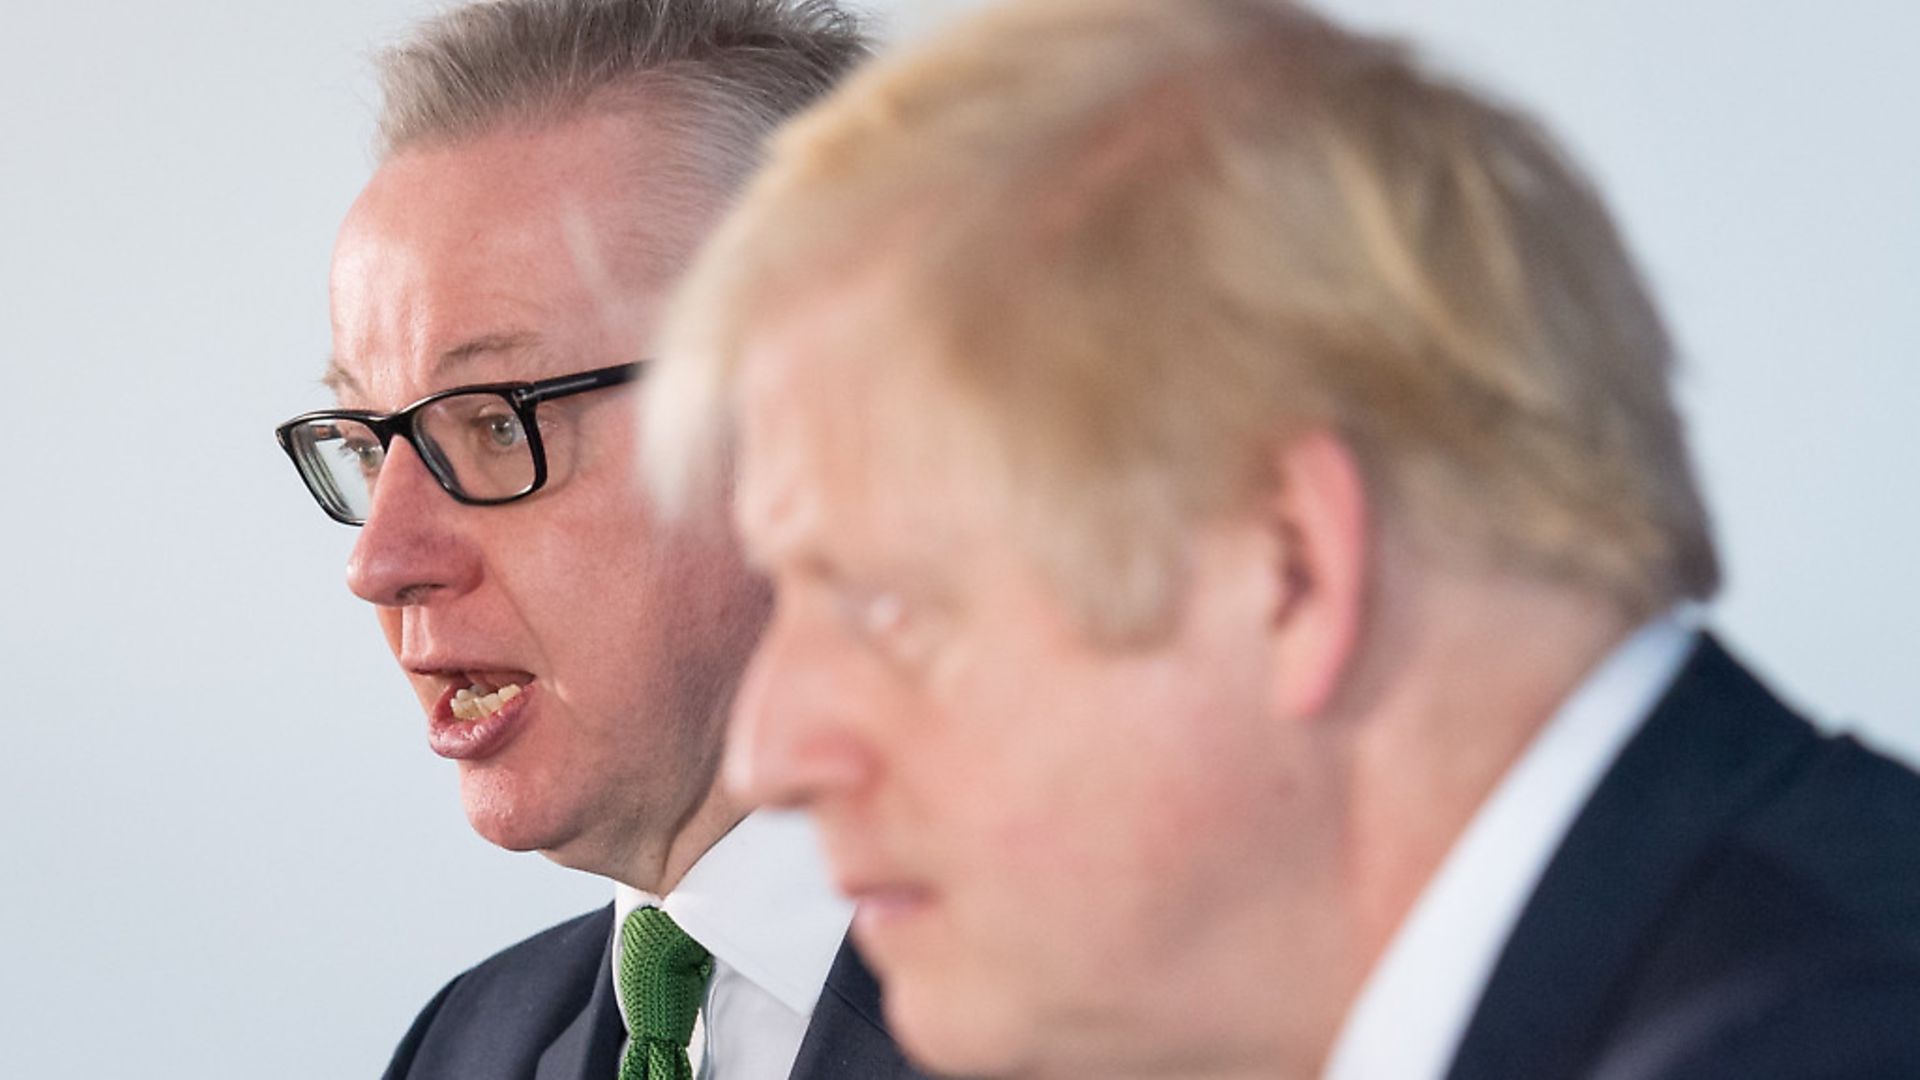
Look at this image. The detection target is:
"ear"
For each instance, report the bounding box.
[1262,429,1369,720]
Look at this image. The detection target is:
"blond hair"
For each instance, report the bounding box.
[649,0,1719,642]
[374,0,868,191]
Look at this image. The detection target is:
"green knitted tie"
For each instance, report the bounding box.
[617,907,713,1080]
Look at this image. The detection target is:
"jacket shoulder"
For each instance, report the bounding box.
[1593,669,1920,1077]
[1447,640,1920,1080]
[1734,730,1920,942]
[383,905,614,1080]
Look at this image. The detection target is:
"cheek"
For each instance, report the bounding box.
[548,530,763,747]
[529,501,654,597]
[502,488,662,652]
[943,659,1270,909]
[483,506,659,713]
[641,531,769,693]
[898,694,1139,902]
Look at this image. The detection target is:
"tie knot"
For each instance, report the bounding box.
[618,907,713,1046]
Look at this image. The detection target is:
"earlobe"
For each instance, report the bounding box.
[1264,430,1369,721]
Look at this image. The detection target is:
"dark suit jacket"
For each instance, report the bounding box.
[1444,636,1920,1080]
[382,911,928,1080]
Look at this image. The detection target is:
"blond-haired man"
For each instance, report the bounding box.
[275,2,929,1077]
[644,1,1920,1077]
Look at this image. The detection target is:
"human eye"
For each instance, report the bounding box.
[466,403,528,453]
[324,427,384,478]
[832,583,942,674]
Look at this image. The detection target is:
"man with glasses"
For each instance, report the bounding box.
[276,3,923,1078]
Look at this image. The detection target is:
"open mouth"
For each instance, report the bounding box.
[442,669,535,720]
[428,672,537,761]
[449,678,526,722]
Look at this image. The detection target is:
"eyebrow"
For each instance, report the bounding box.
[439,331,543,371]
[319,360,358,398]
[320,331,546,400]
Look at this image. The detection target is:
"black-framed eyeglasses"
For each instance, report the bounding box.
[274,362,644,526]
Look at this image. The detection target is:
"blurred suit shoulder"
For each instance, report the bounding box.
[1446,636,1920,1080]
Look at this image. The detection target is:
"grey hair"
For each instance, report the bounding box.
[374,0,871,189]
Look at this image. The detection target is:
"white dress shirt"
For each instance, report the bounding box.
[613,809,854,1080]
[1321,613,1700,1080]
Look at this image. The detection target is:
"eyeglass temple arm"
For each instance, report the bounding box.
[515,362,644,406]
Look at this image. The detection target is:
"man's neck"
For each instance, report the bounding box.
[645,790,751,895]
[1335,566,1634,990]
[551,783,750,895]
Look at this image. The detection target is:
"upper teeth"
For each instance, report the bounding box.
[451,682,522,721]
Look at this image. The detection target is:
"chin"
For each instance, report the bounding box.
[458,770,584,854]
[463,804,564,854]
[884,966,1036,1079]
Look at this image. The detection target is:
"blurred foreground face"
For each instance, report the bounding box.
[330,113,762,879]
[723,272,1313,1078]
[643,0,1734,1070]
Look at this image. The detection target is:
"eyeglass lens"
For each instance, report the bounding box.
[288,392,536,521]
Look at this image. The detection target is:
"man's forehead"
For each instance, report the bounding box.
[324,139,673,407]
[732,346,840,570]
[340,110,723,295]
[322,331,549,403]
[731,333,1004,588]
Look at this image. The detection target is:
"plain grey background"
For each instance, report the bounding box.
[2,1,1913,1075]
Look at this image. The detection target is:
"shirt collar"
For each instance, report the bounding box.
[615,809,854,1016]
[1321,610,1701,1080]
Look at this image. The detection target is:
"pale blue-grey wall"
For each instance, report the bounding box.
[1,2,1911,1075]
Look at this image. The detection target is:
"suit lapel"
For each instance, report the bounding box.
[1444,637,1821,1080]
[535,909,626,1080]
[788,937,932,1080]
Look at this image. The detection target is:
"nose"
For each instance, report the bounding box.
[345,438,482,607]
[726,596,878,811]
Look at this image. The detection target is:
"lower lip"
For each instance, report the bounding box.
[426,684,535,761]
[851,887,935,941]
